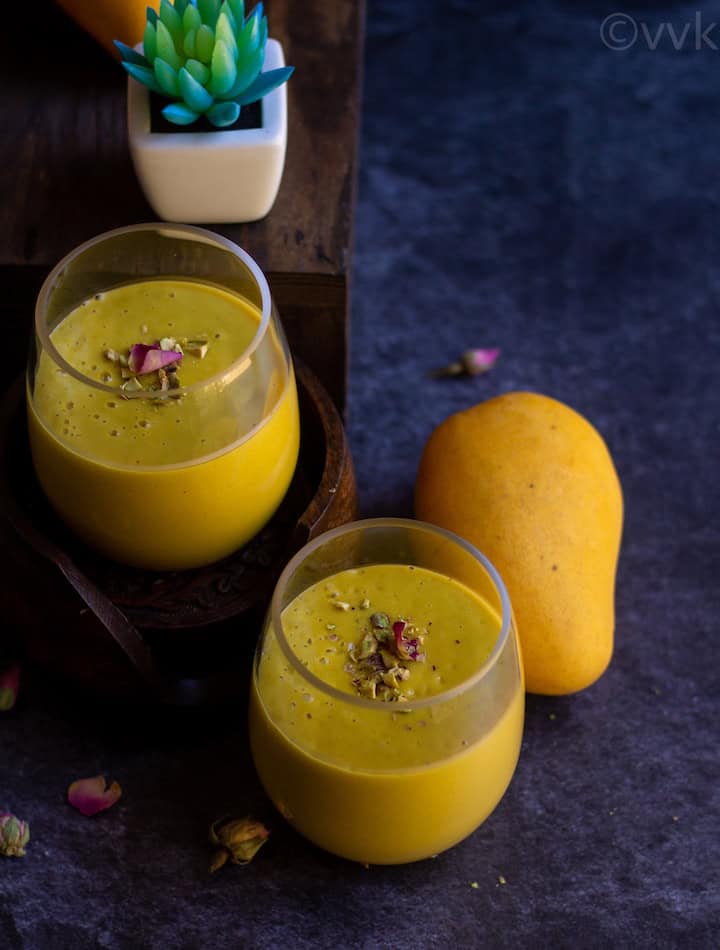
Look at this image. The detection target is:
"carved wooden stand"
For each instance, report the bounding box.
[0,360,358,704]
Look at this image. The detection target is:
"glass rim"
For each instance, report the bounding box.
[269,517,514,712]
[33,223,276,399]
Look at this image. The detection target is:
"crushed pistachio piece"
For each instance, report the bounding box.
[186,340,209,359]
[121,377,144,395]
[334,601,351,612]
[347,608,429,702]
[360,598,371,609]
[104,348,121,363]
[159,337,182,352]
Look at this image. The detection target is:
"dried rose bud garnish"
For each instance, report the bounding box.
[209,816,270,873]
[104,335,209,400]
[347,611,427,701]
[67,776,122,817]
[430,347,500,379]
[0,664,21,712]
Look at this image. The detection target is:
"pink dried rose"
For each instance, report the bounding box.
[128,343,183,376]
[431,347,501,378]
[393,621,424,662]
[0,813,30,858]
[68,776,122,816]
[0,664,20,712]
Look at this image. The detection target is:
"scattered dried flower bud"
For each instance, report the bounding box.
[209,817,270,873]
[0,664,20,712]
[430,347,500,379]
[0,813,30,857]
[67,776,122,816]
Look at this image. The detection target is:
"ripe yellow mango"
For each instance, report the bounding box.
[415,392,623,695]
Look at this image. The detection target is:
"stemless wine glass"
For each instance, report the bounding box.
[27,223,299,571]
[249,518,525,865]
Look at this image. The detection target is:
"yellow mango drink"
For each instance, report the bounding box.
[249,519,524,865]
[27,226,299,571]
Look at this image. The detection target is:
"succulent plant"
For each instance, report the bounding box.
[115,0,294,128]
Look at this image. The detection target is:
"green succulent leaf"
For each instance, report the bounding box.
[146,6,158,28]
[183,3,202,34]
[236,10,262,55]
[215,10,238,61]
[221,42,263,98]
[198,0,221,27]
[174,0,189,16]
[247,8,263,49]
[159,0,184,53]
[228,0,245,26]
[206,101,241,127]
[143,21,157,63]
[234,66,294,106]
[196,23,215,62]
[156,20,182,70]
[154,57,181,97]
[218,1,237,33]
[114,41,149,67]
[122,61,164,96]
[178,67,214,113]
[162,102,201,126]
[209,39,237,96]
[183,26,197,58]
[185,58,210,85]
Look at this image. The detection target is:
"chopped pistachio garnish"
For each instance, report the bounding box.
[334,601,351,612]
[121,377,144,395]
[100,333,208,402]
[159,337,182,353]
[347,610,428,702]
[186,340,209,359]
[360,598,371,609]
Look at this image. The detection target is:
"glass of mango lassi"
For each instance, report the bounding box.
[27,224,299,571]
[249,518,524,865]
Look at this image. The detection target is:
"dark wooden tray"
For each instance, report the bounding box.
[0,359,358,704]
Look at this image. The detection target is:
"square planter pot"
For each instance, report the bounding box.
[127,38,289,224]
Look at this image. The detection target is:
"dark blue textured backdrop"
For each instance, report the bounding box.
[2,2,719,947]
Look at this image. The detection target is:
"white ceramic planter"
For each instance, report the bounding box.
[127,38,288,224]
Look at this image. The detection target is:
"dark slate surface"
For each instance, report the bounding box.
[2,1,719,947]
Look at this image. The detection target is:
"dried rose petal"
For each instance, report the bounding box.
[0,664,20,712]
[128,343,182,376]
[68,776,122,816]
[393,621,423,661]
[462,348,500,375]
